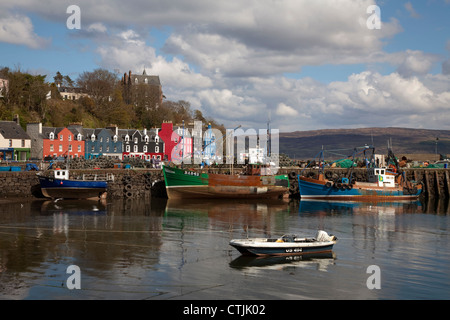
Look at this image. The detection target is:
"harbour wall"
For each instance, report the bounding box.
[1,167,449,200]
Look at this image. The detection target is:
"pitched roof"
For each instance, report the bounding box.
[0,121,31,140]
[130,70,161,86]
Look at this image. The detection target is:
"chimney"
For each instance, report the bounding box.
[13,114,19,125]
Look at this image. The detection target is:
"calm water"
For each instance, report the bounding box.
[0,196,449,300]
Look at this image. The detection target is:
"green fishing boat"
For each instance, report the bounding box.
[162,164,289,199]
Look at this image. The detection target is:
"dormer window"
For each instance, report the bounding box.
[113,135,118,142]
[49,132,54,140]
[134,137,138,144]
[155,136,159,143]
[91,134,95,141]
[125,135,129,142]
[144,135,149,143]
[77,133,82,141]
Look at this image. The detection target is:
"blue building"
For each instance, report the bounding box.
[84,126,123,160]
[203,123,217,165]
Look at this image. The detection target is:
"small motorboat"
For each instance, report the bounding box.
[229,230,337,256]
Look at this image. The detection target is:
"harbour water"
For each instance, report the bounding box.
[0,196,449,300]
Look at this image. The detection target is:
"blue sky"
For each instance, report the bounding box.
[1,0,450,132]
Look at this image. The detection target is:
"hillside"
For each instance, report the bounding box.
[279,127,450,160]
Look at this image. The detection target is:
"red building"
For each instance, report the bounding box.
[158,121,192,162]
[42,127,85,159]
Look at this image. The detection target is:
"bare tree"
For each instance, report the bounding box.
[77,68,118,106]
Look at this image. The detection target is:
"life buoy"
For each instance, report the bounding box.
[325,182,332,188]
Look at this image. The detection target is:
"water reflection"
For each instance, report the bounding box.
[0,196,449,299]
[298,198,450,215]
[164,198,293,234]
[230,252,336,272]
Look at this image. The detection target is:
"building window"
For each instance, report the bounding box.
[78,145,81,152]
[155,146,159,153]
[113,135,118,142]
[21,139,25,147]
[77,133,82,141]
[126,145,130,152]
[68,135,72,141]
[133,145,138,153]
[50,144,54,152]
[49,132,54,140]
[59,145,63,152]
[143,145,147,152]
[68,145,72,152]
[134,137,138,143]
[60,134,63,141]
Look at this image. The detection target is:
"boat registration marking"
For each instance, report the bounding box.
[285,248,302,253]
[184,171,200,176]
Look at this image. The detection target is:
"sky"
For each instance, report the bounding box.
[1,0,450,133]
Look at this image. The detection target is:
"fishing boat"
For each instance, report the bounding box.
[229,230,337,256]
[38,169,112,199]
[162,164,289,199]
[298,146,423,201]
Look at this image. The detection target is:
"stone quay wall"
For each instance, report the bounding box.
[0,167,449,200]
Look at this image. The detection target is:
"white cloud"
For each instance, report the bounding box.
[163,0,402,77]
[87,23,107,34]
[96,29,212,90]
[396,50,438,78]
[0,14,49,49]
[276,103,298,117]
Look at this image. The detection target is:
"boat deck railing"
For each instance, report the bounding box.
[82,173,115,181]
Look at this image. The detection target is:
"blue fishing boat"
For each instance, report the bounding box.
[298,146,422,201]
[229,230,337,256]
[38,169,111,199]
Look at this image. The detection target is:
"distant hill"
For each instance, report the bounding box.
[279,127,450,160]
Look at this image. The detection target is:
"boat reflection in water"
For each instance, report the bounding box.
[164,198,292,232]
[40,199,107,215]
[298,199,424,215]
[230,252,336,272]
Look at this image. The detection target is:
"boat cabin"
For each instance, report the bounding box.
[367,167,395,187]
[54,169,69,180]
